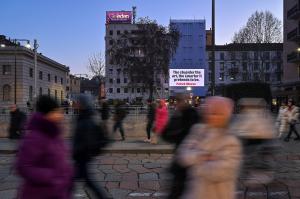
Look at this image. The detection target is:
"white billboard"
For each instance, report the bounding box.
[169,69,204,87]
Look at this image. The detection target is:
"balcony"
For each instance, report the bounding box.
[287,27,300,42]
[287,51,300,63]
[287,4,300,20]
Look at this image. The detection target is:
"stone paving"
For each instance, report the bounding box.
[1,140,300,199]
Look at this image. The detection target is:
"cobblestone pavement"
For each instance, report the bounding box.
[1,140,300,199]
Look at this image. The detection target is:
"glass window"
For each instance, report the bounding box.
[117,79,120,84]
[242,52,248,60]
[124,78,127,83]
[30,68,33,78]
[109,69,113,75]
[254,52,258,60]
[219,73,224,81]
[2,65,11,75]
[109,88,113,93]
[48,88,51,96]
[265,62,270,71]
[117,30,121,35]
[264,52,270,60]
[137,88,141,93]
[230,52,236,60]
[48,74,51,82]
[132,88,134,93]
[124,88,128,93]
[117,88,120,93]
[109,79,113,83]
[109,30,113,35]
[109,40,113,45]
[254,62,259,70]
[117,69,121,75]
[61,78,63,84]
[220,52,224,60]
[55,90,57,100]
[55,76,57,83]
[242,73,248,81]
[3,84,11,101]
[39,71,43,80]
[29,86,33,101]
[220,62,225,71]
[39,87,42,96]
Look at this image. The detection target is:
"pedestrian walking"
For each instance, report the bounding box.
[72,95,109,199]
[8,104,26,139]
[276,102,289,138]
[100,99,110,131]
[151,99,168,144]
[144,99,156,143]
[176,96,242,199]
[113,102,127,141]
[16,95,73,199]
[284,99,300,142]
[161,93,200,199]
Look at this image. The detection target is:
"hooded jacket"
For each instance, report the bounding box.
[154,100,168,134]
[16,113,73,199]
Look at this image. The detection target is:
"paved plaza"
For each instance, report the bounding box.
[0,138,300,199]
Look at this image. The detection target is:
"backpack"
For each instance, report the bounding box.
[87,123,110,157]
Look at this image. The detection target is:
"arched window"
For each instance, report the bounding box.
[3,84,11,101]
[29,86,33,101]
[39,87,43,96]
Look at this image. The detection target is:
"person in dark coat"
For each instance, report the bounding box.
[16,95,73,199]
[100,99,110,133]
[72,95,108,199]
[8,104,26,139]
[161,93,201,199]
[113,102,127,141]
[144,100,156,143]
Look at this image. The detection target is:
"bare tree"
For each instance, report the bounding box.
[233,11,282,43]
[87,52,105,81]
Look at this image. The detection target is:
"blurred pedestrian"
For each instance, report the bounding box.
[113,102,127,141]
[100,99,110,131]
[276,101,288,138]
[151,99,168,144]
[72,95,109,199]
[144,99,156,143]
[284,99,300,141]
[161,93,200,199]
[176,97,241,199]
[16,95,73,199]
[8,104,26,139]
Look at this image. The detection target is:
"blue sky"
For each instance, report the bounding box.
[0,0,283,75]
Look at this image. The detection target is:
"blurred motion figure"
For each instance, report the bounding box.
[8,104,26,139]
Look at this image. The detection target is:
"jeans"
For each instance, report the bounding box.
[286,123,300,140]
[146,120,153,139]
[75,161,107,199]
[113,120,125,139]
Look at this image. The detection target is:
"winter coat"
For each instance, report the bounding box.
[9,109,26,139]
[16,113,73,199]
[286,105,299,124]
[162,106,200,148]
[154,102,168,134]
[101,102,110,120]
[147,103,156,122]
[114,104,127,121]
[177,124,241,199]
[276,106,289,135]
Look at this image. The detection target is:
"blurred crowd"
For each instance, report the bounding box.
[6,93,299,198]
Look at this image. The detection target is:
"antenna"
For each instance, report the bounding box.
[132,6,137,24]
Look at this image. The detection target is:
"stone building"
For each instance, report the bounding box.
[0,35,69,108]
[206,43,283,95]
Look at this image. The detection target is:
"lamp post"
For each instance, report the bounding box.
[33,39,39,101]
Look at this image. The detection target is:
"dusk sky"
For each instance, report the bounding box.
[1,0,283,75]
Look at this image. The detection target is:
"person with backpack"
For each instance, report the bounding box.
[113,102,127,141]
[72,95,109,199]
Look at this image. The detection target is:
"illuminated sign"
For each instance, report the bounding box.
[106,11,132,24]
[169,69,204,87]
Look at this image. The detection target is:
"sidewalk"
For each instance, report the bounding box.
[0,138,174,154]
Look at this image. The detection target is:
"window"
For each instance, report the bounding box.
[29,86,33,101]
[220,62,224,71]
[39,87,43,96]
[29,68,33,78]
[124,88,128,93]
[164,79,168,84]
[264,52,270,60]
[254,52,258,60]
[124,78,127,83]
[48,74,51,82]
[39,71,43,80]
[61,91,64,101]
[109,40,113,45]
[220,52,224,60]
[48,88,51,96]
[117,30,120,35]
[231,62,236,67]
[265,62,270,71]
[61,78,63,84]
[123,69,128,74]
[2,65,11,75]
[242,62,247,71]
[276,51,281,59]
[109,69,113,75]
[137,88,141,93]
[55,76,57,83]
[109,88,113,93]
[109,79,113,83]
[3,85,11,101]
[265,73,270,82]
[109,30,113,35]
[117,88,120,93]
[132,88,134,93]
[254,62,259,70]
[117,79,120,84]
[55,90,57,100]
[242,52,248,60]
[219,73,224,81]
[230,52,236,60]
[117,69,121,75]
[124,30,128,34]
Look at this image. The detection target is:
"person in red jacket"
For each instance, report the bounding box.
[152,99,168,144]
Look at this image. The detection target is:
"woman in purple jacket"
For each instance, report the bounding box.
[16,95,74,199]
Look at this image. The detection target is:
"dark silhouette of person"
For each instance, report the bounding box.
[113,102,127,141]
[8,104,26,139]
[145,100,156,142]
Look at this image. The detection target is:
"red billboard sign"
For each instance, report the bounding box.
[106,11,132,24]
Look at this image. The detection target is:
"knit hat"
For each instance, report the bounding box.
[36,95,59,115]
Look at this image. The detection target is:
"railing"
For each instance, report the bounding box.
[287,28,299,41]
[287,4,300,19]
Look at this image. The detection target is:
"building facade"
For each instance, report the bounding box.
[105,11,168,102]
[67,74,81,101]
[169,19,207,97]
[206,43,283,95]
[282,0,300,102]
[0,35,69,107]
